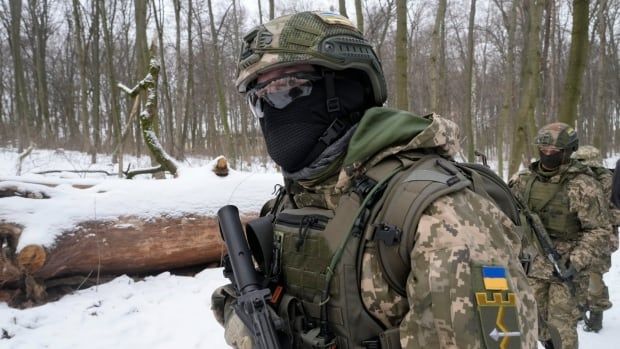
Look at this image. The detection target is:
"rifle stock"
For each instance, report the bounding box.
[217,205,284,349]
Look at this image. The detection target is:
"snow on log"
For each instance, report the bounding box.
[0,213,257,294]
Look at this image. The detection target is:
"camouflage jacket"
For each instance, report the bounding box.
[282,108,538,348]
[509,161,612,279]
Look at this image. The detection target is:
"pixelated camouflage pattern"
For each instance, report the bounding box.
[572,145,603,167]
[393,190,537,348]
[571,148,618,314]
[509,160,612,347]
[236,11,387,104]
[353,111,537,347]
[214,108,538,348]
[529,279,581,349]
[534,122,578,149]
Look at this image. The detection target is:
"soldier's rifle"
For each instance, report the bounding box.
[514,197,593,331]
[217,205,286,349]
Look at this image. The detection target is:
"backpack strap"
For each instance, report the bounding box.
[363,155,471,297]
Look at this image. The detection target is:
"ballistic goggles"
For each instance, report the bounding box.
[537,144,562,154]
[246,72,323,118]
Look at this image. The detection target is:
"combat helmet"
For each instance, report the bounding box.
[236,11,387,105]
[534,122,579,152]
[572,145,603,167]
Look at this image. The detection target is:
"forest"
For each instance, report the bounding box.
[0,0,619,178]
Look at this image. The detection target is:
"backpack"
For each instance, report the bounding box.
[356,153,529,296]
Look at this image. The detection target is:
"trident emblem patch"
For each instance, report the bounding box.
[475,265,522,349]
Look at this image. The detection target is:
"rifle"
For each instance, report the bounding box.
[516,198,577,293]
[217,205,285,349]
[514,196,597,344]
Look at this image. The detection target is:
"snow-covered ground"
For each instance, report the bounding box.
[1,148,619,348]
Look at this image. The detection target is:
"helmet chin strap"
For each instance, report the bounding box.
[293,70,361,171]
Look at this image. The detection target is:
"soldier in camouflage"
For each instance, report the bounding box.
[571,145,619,332]
[212,11,537,348]
[509,124,612,348]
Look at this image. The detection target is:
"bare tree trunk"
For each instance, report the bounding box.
[134,0,149,160]
[464,0,476,162]
[173,0,184,158]
[7,0,32,152]
[269,0,274,20]
[207,0,236,165]
[100,1,123,177]
[71,0,90,154]
[430,0,447,113]
[558,0,589,126]
[182,0,194,155]
[493,0,517,179]
[339,0,348,17]
[395,0,408,110]
[257,0,263,25]
[593,0,607,153]
[119,42,179,179]
[355,0,364,33]
[91,0,101,164]
[27,0,51,145]
[150,0,175,158]
[509,0,544,177]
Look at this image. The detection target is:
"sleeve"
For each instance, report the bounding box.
[566,174,613,271]
[398,190,537,348]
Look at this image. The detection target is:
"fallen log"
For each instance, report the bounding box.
[0,213,257,307]
[32,214,260,280]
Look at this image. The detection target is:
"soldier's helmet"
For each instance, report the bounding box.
[534,122,579,152]
[572,145,603,167]
[235,11,387,105]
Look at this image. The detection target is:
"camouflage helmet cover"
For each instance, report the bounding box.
[236,11,387,105]
[571,145,603,167]
[534,122,579,151]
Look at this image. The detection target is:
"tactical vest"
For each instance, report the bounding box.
[250,153,525,348]
[523,171,582,240]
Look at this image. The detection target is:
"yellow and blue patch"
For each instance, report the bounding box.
[482,265,509,291]
[474,264,521,349]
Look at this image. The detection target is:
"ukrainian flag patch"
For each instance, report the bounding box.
[482,266,509,290]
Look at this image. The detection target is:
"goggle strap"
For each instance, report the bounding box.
[323,71,340,114]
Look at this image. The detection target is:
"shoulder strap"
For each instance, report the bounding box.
[365,155,471,296]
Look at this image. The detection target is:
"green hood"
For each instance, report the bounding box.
[344,107,461,167]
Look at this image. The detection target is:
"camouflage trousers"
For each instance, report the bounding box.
[529,278,581,349]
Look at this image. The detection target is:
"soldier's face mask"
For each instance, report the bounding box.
[253,69,366,173]
[538,145,564,170]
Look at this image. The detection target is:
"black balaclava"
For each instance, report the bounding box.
[539,149,573,170]
[259,74,367,173]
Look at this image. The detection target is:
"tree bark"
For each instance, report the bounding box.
[9,0,32,152]
[592,0,607,153]
[494,0,517,179]
[119,42,179,179]
[339,0,348,17]
[430,0,447,113]
[100,1,123,176]
[558,0,589,126]
[91,0,101,164]
[207,0,236,165]
[509,0,544,177]
[395,0,408,110]
[355,0,364,33]
[464,0,477,162]
[72,0,90,155]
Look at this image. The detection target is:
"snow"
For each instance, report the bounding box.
[1,148,619,348]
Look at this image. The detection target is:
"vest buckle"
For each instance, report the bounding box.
[372,223,402,246]
[361,337,381,349]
